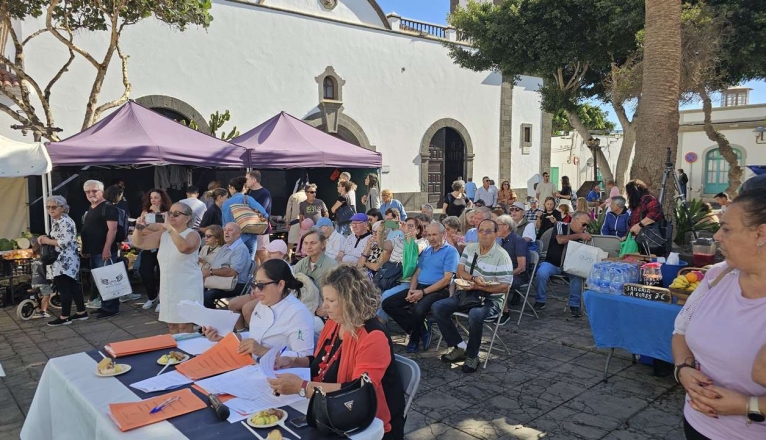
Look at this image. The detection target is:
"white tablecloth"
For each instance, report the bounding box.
[21,352,384,440]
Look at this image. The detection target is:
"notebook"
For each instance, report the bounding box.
[108,388,206,432]
[104,334,177,358]
[175,333,254,380]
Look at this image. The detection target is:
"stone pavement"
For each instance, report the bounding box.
[0,289,686,440]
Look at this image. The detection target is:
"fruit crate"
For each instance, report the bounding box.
[669,267,708,305]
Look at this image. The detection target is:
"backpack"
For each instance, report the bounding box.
[104,202,129,243]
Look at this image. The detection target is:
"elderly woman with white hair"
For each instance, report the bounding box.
[40,196,87,326]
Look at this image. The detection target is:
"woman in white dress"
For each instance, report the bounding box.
[132,203,202,334]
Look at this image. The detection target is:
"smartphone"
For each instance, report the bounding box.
[290,415,308,429]
[145,213,165,224]
[384,219,399,230]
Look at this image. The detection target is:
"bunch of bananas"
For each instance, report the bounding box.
[669,275,700,292]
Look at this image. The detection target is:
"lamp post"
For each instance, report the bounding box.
[586,137,601,181]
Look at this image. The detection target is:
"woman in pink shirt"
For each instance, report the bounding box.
[672,190,766,439]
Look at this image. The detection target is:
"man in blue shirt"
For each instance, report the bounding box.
[464,207,491,243]
[464,177,477,202]
[202,222,251,308]
[476,176,498,208]
[587,184,602,203]
[382,222,458,353]
[222,176,268,259]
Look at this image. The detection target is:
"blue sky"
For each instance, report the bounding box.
[375,0,766,130]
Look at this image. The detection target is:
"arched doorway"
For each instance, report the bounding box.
[420,119,473,205]
[151,107,191,126]
[135,95,210,133]
[703,146,744,194]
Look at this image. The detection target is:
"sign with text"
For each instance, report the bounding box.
[623,283,671,303]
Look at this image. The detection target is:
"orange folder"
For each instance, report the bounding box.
[104,334,177,358]
[108,388,206,432]
[175,333,255,380]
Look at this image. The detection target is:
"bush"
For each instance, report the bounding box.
[673,199,720,245]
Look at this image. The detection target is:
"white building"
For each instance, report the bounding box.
[549,132,625,192]
[1,0,548,210]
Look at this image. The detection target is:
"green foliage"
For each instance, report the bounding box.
[182,110,239,141]
[552,104,616,134]
[673,199,720,245]
[587,208,606,235]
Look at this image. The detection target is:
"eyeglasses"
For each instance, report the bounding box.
[252,281,278,291]
[307,191,316,194]
[204,234,215,238]
[46,205,61,210]
[509,208,522,212]
[84,189,100,194]
[168,211,189,218]
[478,228,496,235]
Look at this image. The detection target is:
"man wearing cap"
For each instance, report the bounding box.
[525,198,543,223]
[336,213,372,264]
[316,217,342,260]
[509,201,537,245]
[265,239,289,261]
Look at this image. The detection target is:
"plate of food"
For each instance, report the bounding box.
[247,408,287,429]
[454,278,471,289]
[95,358,131,377]
[157,351,190,365]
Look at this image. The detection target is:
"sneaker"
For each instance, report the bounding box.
[462,357,480,373]
[71,312,89,321]
[532,302,546,311]
[85,299,102,309]
[570,307,582,318]
[499,312,512,326]
[47,317,71,327]
[31,311,50,319]
[421,320,432,351]
[406,337,420,353]
[119,293,141,303]
[142,298,157,310]
[155,303,161,313]
[440,346,466,363]
[96,310,120,319]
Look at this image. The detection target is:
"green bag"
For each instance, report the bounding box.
[619,233,639,257]
[401,238,419,279]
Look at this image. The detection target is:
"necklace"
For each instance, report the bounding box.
[315,326,343,383]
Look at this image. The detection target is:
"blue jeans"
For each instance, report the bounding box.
[377,282,408,321]
[432,295,499,359]
[241,234,257,260]
[534,262,583,307]
[90,252,119,313]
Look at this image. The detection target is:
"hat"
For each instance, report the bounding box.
[511,201,526,211]
[265,239,288,255]
[350,213,368,222]
[299,218,314,232]
[316,217,333,228]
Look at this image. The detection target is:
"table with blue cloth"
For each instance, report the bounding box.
[583,289,682,382]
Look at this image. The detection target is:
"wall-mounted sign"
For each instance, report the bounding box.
[684,152,698,164]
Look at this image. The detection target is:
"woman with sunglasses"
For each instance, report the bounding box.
[202,259,315,359]
[133,203,202,334]
[497,180,516,207]
[136,188,173,310]
[199,224,224,268]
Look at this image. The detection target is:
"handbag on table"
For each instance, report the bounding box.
[308,372,378,437]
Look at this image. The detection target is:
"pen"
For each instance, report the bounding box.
[278,346,287,356]
[149,396,180,414]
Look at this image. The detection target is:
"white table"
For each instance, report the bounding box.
[21,352,384,440]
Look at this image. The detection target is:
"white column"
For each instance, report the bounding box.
[445,27,457,42]
[387,13,401,31]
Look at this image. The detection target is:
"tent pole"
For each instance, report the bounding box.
[42,173,50,234]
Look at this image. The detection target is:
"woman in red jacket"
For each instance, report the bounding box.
[268,265,405,439]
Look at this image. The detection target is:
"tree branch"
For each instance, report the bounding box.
[45,0,101,69]
[92,41,131,121]
[0,101,28,124]
[21,28,49,46]
[698,87,742,194]
[44,46,75,104]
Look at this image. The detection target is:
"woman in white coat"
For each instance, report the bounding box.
[202,259,315,359]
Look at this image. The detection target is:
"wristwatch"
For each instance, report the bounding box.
[673,362,696,383]
[748,396,765,424]
[299,380,309,398]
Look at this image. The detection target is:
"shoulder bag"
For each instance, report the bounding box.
[334,196,356,224]
[372,261,403,291]
[39,243,59,265]
[635,219,672,257]
[456,253,484,311]
[230,203,268,235]
[308,372,378,437]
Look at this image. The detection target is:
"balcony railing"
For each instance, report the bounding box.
[399,18,446,39]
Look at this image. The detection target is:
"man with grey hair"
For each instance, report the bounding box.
[601,196,630,239]
[420,204,434,222]
[464,206,492,243]
[476,176,498,208]
[382,221,459,353]
[495,215,530,322]
[81,180,121,318]
[534,211,592,317]
[202,222,251,308]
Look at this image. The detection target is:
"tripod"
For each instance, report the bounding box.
[658,147,697,241]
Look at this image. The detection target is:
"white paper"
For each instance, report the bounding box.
[195,365,310,402]
[258,346,287,379]
[129,370,192,392]
[177,300,240,336]
[176,331,249,356]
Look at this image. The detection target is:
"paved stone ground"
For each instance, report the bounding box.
[0,283,686,440]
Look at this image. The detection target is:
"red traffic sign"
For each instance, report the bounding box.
[573,156,579,165]
[684,152,698,164]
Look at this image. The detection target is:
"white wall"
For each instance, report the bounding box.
[256,0,387,28]
[550,133,625,189]
[2,0,535,196]
[510,76,543,189]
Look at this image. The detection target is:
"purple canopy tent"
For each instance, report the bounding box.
[232,112,381,169]
[46,101,249,168]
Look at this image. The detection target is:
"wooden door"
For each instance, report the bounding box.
[428,146,444,204]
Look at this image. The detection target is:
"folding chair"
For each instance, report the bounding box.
[514,250,540,326]
[394,354,421,418]
[589,235,621,258]
[214,259,255,309]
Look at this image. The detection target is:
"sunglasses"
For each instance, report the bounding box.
[307,191,316,194]
[46,205,61,210]
[168,211,189,218]
[84,189,100,194]
[509,208,523,212]
[252,281,278,291]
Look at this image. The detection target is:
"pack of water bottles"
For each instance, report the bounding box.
[586,262,641,295]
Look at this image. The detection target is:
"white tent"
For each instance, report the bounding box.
[0,135,52,239]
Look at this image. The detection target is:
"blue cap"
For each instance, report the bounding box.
[316,217,333,228]
[350,213,368,222]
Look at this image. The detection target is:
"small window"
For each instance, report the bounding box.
[323,77,336,100]
[523,126,531,143]
[520,123,533,155]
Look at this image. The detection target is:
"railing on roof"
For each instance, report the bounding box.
[399,18,446,39]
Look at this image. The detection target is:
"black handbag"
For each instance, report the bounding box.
[307,372,378,437]
[372,261,403,291]
[636,219,672,257]
[457,254,484,310]
[39,243,59,265]
[335,203,356,224]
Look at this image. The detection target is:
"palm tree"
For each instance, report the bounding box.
[632,0,682,198]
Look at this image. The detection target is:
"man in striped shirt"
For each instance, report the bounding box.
[432,219,513,373]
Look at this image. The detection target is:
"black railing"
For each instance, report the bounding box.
[399,18,446,39]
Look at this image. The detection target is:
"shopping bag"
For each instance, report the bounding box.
[92,259,133,301]
[230,203,268,235]
[562,241,608,279]
[401,238,419,279]
[619,233,639,257]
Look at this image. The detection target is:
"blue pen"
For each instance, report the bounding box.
[149,396,180,414]
[279,346,287,356]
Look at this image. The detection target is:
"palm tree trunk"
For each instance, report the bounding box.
[633,0,682,208]
[698,88,742,195]
[613,100,639,188]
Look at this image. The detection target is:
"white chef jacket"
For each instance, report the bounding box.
[248,293,315,358]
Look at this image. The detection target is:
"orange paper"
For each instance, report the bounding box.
[191,384,234,403]
[175,333,254,380]
[104,334,177,358]
[108,388,206,432]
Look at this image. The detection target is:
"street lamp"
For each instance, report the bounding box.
[754,127,766,144]
[586,137,601,181]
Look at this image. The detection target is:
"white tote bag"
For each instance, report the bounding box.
[92,259,133,301]
[562,241,608,279]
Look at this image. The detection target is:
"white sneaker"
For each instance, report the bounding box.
[141,298,157,310]
[155,303,161,313]
[85,299,102,309]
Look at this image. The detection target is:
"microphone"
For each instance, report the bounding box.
[207,394,230,421]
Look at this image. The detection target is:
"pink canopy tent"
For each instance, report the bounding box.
[46,101,249,168]
[232,112,381,169]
